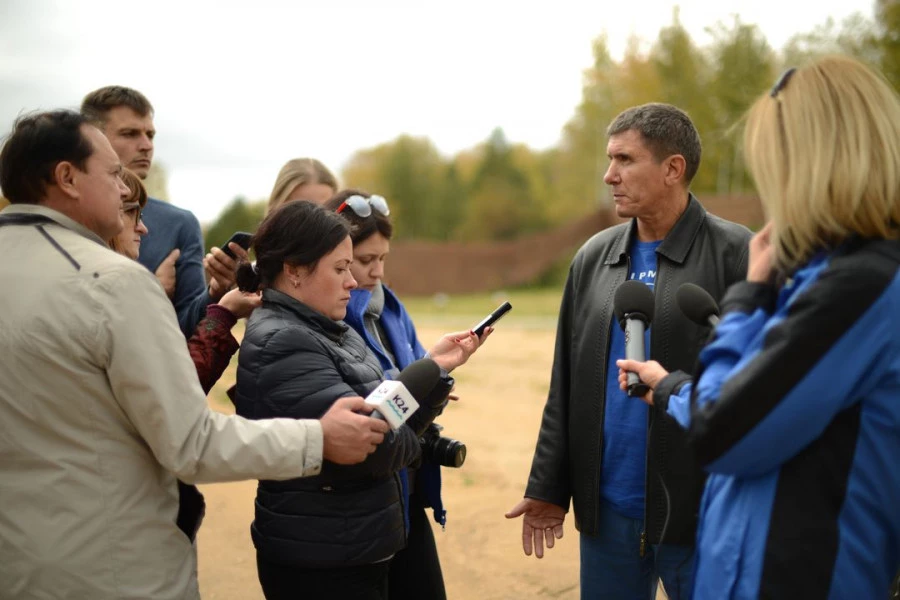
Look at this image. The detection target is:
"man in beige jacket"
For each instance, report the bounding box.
[0,110,390,599]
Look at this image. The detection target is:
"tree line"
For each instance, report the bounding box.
[5,3,896,247]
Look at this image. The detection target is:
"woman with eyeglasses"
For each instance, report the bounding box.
[325,189,490,600]
[108,169,261,541]
[614,55,900,598]
[232,200,474,599]
[111,169,260,392]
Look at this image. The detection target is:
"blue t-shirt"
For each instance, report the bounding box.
[599,239,661,520]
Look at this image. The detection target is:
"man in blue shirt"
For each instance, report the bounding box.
[508,104,750,599]
[81,86,222,336]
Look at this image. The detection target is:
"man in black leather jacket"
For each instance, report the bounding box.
[507,103,750,599]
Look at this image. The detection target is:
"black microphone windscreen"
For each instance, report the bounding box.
[395,358,441,401]
[676,283,720,326]
[613,280,655,326]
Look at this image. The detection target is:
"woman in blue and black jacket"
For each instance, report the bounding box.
[326,189,490,600]
[232,201,475,600]
[616,55,900,599]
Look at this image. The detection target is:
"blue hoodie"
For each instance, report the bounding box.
[344,285,447,528]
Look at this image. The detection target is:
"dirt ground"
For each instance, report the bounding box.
[196,323,665,599]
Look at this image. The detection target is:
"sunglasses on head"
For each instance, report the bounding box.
[770,67,796,98]
[336,194,390,218]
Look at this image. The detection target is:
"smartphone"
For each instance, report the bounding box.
[472,301,512,337]
[221,231,252,258]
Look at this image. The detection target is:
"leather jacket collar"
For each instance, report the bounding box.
[603,194,707,266]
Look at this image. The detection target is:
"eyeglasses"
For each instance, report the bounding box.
[770,67,796,98]
[335,194,390,218]
[121,201,143,224]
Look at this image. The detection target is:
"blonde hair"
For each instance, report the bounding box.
[743,55,900,272]
[109,168,147,254]
[266,158,338,214]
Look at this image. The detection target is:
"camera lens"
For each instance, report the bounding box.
[421,433,467,468]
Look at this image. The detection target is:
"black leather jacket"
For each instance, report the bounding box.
[525,196,751,545]
[234,289,452,567]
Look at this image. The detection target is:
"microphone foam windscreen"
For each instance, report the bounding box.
[395,358,441,401]
[613,280,655,325]
[676,283,720,325]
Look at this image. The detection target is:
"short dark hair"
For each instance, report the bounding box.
[235,200,350,292]
[324,189,394,245]
[81,86,154,126]
[0,110,94,205]
[607,103,702,184]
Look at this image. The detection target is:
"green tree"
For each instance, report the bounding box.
[431,164,466,241]
[706,18,776,194]
[873,0,900,87]
[342,135,449,240]
[651,7,718,192]
[782,13,877,67]
[456,128,545,240]
[551,35,623,219]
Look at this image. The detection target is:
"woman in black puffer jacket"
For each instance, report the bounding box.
[232,201,472,600]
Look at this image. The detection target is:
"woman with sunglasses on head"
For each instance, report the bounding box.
[326,189,490,600]
[615,55,900,599]
[232,200,473,599]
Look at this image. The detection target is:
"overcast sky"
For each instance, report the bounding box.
[1,0,868,222]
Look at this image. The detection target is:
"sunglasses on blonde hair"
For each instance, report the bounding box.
[335,194,390,218]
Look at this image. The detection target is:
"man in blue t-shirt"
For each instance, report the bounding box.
[82,86,224,337]
[509,103,751,600]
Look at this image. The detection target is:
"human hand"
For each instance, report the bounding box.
[616,359,669,405]
[320,397,391,465]
[217,289,262,320]
[504,497,566,558]
[748,222,776,284]
[428,328,491,372]
[204,244,249,301]
[155,249,180,299]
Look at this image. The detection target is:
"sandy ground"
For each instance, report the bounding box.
[196,323,665,599]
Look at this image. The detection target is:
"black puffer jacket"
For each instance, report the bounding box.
[234,289,452,567]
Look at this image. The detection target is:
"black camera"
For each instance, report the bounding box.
[420,423,466,468]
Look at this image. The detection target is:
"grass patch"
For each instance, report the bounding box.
[400,286,564,327]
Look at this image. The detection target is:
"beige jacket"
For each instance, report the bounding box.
[0,204,323,599]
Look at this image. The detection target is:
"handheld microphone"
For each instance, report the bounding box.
[365,358,441,429]
[676,283,720,327]
[613,280,655,397]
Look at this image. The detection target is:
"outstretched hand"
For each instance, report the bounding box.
[427,327,492,372]
[505,497,566,558]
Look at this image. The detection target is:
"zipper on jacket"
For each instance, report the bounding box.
[642,255,660,552]
[595,259,629,534]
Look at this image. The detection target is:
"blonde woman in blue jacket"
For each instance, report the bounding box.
[617,55,900,599]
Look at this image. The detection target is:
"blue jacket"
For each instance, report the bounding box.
[138,198,211,337]
[345,286,447,527]
[659,239,900,599]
